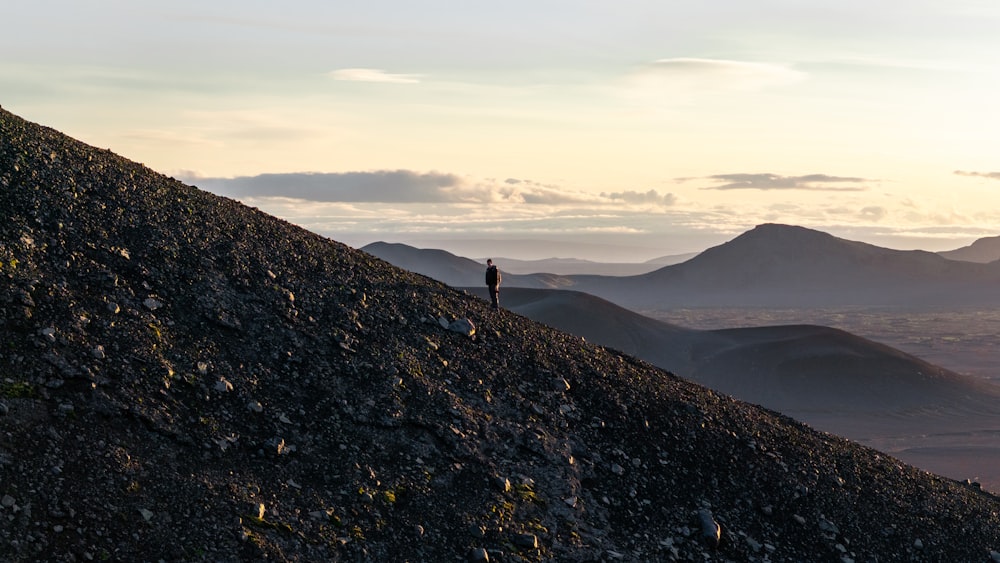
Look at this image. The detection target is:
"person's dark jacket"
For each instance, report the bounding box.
[485,265,500,286]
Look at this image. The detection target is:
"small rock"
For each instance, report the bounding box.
[494,476,511,492]
[697,509,721,548]
[139,508,154,522]
[91,345,105,360]
[2,494,15,508]
[143,298,163,310]
[447,318,476,336]
[0,403,8,416]
[39,327,56,342]
[819,516,839,536]
[793,514,806,525]
[990,550,1000,562]
[513,533,538,549]
[467,547,489,562]
[214,377,233,393]
[914,538,923,550]
[107,302,120,314]
[247,401,264,413]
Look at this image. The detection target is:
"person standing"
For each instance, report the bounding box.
[485,259,501,309]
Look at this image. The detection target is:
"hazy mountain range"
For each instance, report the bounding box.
[472,253,698,276]
[365,224,1000,308]
[7,106,1000,560]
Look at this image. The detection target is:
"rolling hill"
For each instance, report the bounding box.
[6,106,1000,561]
[938,235,1000,263]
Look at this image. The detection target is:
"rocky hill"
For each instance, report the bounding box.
[5,106,1000,561]
[938,235,1000,263]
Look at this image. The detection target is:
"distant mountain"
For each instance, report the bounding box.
[644,251,700,266]
[10,106,1000,560]
[361,241,570,288]
[369,225,1000,309]
[480,253,698,276]
[568,223,1000,308]
[938,235,1000,263]
[474,257,660,276]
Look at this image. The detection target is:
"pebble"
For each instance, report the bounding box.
[513,533,538,549]
[697,509,721,548]
[467,547,489,562]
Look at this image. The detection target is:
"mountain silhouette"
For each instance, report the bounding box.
[559,223,1000,308]
[938,235,1000,263]
[7,106,1000,561]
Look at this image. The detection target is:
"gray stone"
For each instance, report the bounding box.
[513,533,538,549]
[214,377,233,392]
[697,509,720,548]
[448,318,476,336]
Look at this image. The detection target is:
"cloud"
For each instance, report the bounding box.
[186,170,684,210]
[329,68,420,84]
[955,170,1000,180]
[626,58,805,93]
[189,171,463,203]
[693,173,869,191]
[601,189,677,206]
[859,206,888,221]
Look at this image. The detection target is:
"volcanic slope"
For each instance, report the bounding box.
[5,107,1000,562]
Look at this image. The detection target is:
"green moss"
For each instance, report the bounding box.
[514,483,544,505]
[0,380,36,399]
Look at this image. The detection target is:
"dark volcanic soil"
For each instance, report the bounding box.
[4,106,1000,562]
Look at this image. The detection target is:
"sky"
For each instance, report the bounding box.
[3,1,1000,261]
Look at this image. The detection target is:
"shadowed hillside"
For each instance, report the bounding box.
[7,107,1000,561]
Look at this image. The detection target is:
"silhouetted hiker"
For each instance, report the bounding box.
[485,258,501,309]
